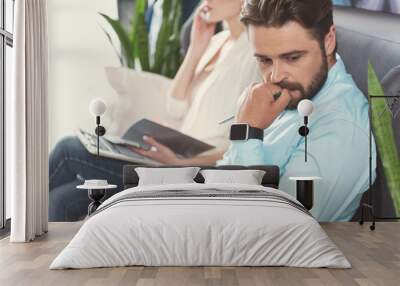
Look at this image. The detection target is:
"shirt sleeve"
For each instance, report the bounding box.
[279,117,376,221]
[218,115,376,221]
[165,93,190,120]
[218,139,268,166]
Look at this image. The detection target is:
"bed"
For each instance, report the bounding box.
[50,165,350,269]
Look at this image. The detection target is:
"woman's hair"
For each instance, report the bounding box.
[240,0,334,50]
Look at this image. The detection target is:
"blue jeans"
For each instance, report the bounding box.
[49,136,130,221]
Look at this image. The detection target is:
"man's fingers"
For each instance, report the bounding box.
[252,83,281,100]
[272,88,291,113]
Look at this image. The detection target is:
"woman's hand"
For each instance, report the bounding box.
[188,4,216,59]
[130,136,183,165]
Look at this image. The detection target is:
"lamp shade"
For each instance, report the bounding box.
[297,99,314,117]
[89,98,107,117]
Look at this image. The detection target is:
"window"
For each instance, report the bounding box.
[0,0,14,230]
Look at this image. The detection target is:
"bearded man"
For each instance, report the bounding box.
[219,0,377,221]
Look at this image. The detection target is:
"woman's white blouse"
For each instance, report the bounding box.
[166,30,262,152]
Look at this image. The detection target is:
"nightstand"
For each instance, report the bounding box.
[77,180,117,215]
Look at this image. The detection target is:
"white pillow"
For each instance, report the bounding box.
[135,167,201,186]
[200,169,266,185]
[104,67,181,137]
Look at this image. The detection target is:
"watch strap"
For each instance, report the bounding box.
[248,126,264,141]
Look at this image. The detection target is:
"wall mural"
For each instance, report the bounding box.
[46,0,399,222]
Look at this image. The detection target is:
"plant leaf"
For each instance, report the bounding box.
[368,62,400,215]
[99,26,124,66]
[134,0,150,71]
[152,0,172,73]
[99,13,135,69]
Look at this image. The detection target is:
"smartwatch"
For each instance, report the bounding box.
[229,124,264,141]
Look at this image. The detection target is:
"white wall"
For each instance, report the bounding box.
[48,0,120,149]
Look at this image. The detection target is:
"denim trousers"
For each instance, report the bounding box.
[49,136,130,221]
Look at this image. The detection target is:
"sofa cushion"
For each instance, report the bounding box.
[334,7,400,96]
[334,7,400,219]
[105,67,175,136]
[382,65,400,98]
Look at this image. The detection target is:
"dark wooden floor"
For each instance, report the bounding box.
[0,222,399,286]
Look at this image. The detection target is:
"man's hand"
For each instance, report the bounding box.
[130,136,182,165]
[236,83,291,129]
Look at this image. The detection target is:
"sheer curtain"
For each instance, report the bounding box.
[6,0,49,242]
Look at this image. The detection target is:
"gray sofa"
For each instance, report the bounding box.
[334,7,400,218]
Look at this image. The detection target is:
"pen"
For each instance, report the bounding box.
[218,91,282,125]
[218,116,235,125]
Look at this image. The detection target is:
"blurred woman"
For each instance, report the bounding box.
[133,0,261,164]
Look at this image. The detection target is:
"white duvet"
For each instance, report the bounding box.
[50,183,351,269]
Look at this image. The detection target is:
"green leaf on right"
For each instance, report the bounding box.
[368,62,400,215]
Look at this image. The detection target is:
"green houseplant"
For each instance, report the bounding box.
[368,63,400,215]
[100,0,183,78]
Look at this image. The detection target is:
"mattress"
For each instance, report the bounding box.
[50,183,351,269]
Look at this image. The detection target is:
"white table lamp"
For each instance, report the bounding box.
[298,99,314,162]
[89,98,107,156]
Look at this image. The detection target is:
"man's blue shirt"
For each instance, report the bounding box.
[332,0,352,6]
[218,55,377,221]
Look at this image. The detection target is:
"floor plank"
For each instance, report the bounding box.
[0,222,399,286]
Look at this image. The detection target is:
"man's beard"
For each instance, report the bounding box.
[279,52,329,110]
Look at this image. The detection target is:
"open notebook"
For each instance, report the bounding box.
[77,119,215,165]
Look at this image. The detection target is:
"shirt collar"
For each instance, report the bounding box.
[312,53,345,102]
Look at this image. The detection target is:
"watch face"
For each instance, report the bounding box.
[230,124,248,140]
